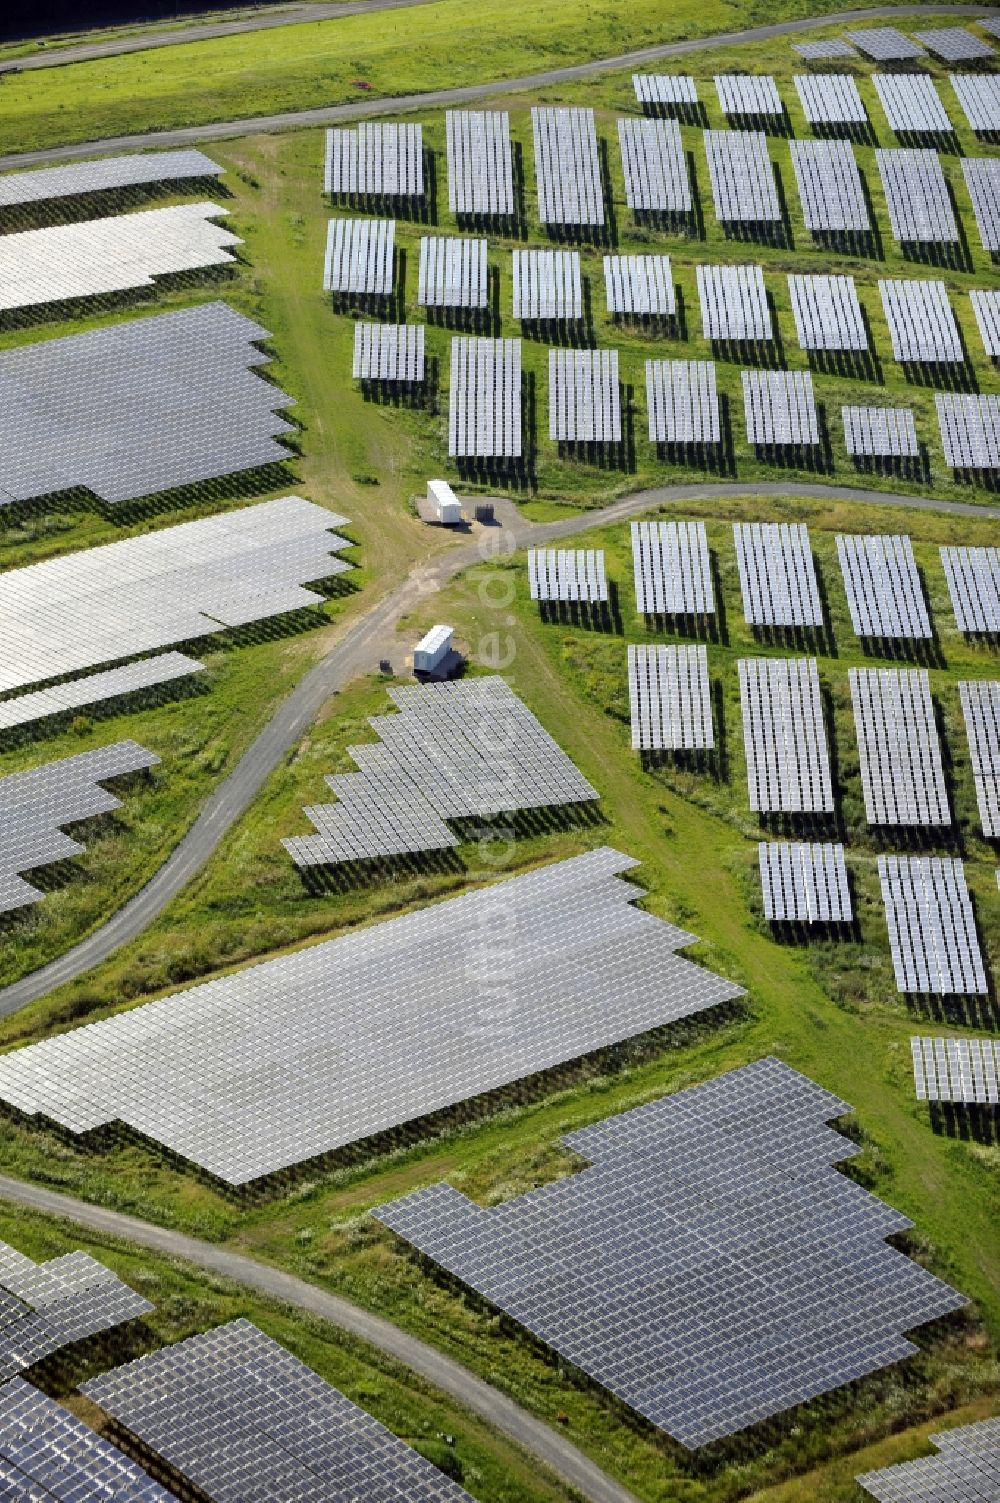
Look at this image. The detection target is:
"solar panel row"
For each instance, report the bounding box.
[858,1415,1000,1502]
[911,1037,1000,1105]
[758,841,852,923]
[849,669,949,827]
[738,657,833,814]
[879,855,987,995]
[627,643,714,750]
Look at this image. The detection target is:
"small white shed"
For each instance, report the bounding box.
[413,624,454,674]
[426,479,462,525]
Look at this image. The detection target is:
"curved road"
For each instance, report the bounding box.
[0,1173,638,1503]
[0,5,990,171]
[1,477,997,1022]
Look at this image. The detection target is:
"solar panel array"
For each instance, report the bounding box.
[873,76,954,137]
[911,1038,1000,1106]
[0,301,294,507]
[794,38,858,60]
[742,370,819,446]
[733,521,823,627]
[958,679,1000,838]
[417,236,487,308]
[0,847,744,1184]
[323,217,394,296]
[949,73,1000,134]
[627,644,713,750]
[83,1320,476,1503]
[971,290,1000,358]
[914,26,996,61]
[512,249,582,321]
[876,149,957,243]
[793,74,868,127]
[377,1055,966,1449]
[283,677,598,866]
[758,841,852,923]
[936,393,1000,470]
[0,653,204,735]
[617,118,691,215]
[531,107,604,226]
[549,349,621,443]
[836,533,932,639]
[528,548,608,603]
[788,273,867,351]
[738,657,833,814]
[445,110,514,218]
[631,520,714,615]
[632,74,699,108]
[0,202,240,313]
[941,545,1000,633]
[0,1380,169,1502]
[0,740,159,915]
[789,139,870,234]
[324,122,424,198]
[0,495,352,696]
[846,26,925,61]
[878,855,987,995]
[843,406,919,459]
[0,148,223,209]
[849,668,949,826]
[697,261,772,341]
[0,1236,152,1383]
[604,254,675,316]
[352,322,425,382]
[645,359,720,444]
[859,1417,1000,1503]
[448,336,521,458]
[703,130,781,223]
[880,279,963,363]
[715,74,783,118]
[964,163,1000,255]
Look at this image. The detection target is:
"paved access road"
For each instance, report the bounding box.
[1,477,996,1023]
[0,5,989,170]
[0,1173,639,1503]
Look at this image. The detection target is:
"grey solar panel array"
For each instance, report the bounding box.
[789,139,870,233]
[793,73,868,127]
[445,110,514,218]
[0,1380,169,1503]
[0,847,744,1184]
[549,349,620,443]
[0,301,294,507]
[936,392,1000,470]
[794,37,858,60]
[0,495,352,696]
[512,249,581,320]
[958,679,1000,838]
[873,76,954,137]
[528,548,608,603]
[847,26,925,61]
[627,644,713,750]
[604,254,675,316]
[836,533,932,638]
[914,26,995,62]
[742,370,819,446]
[858,1415,1000,1502]
[849,668,949,826]
[0,202,240,314]
[880,279,963,363]
[0,149,223,210]
[982,15,1000,40]
[448,336,521,458]
[963,162,1000,254]
[323,217,394,296]
[617,117,691,214]
[971,290,1000,356]
[703,130,781,222]
[878,855,987,994]
[715,74,783,118]
[788,273,867,351]
[283,677,598,866]
[697,261,772,341]
[352,322,425,382]
[876,149,958,243]
[0,1236,152,1383]
[941,545,1000,633]
[911,1038,1000,1106]
[324,122,424,197]
[531,107,605,226]
[843,405,920,458]
[377,1055,966,1449]
[632,74,699,107]
[0,654,205,736]
[733,521,823,627]
[738,657,833,814]
[83,1320,476,1503]
[758,841,852,923]
[631,520,714,615]
[417,236,487,308]
[645,360,720,445]
[949,73,1000,134]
